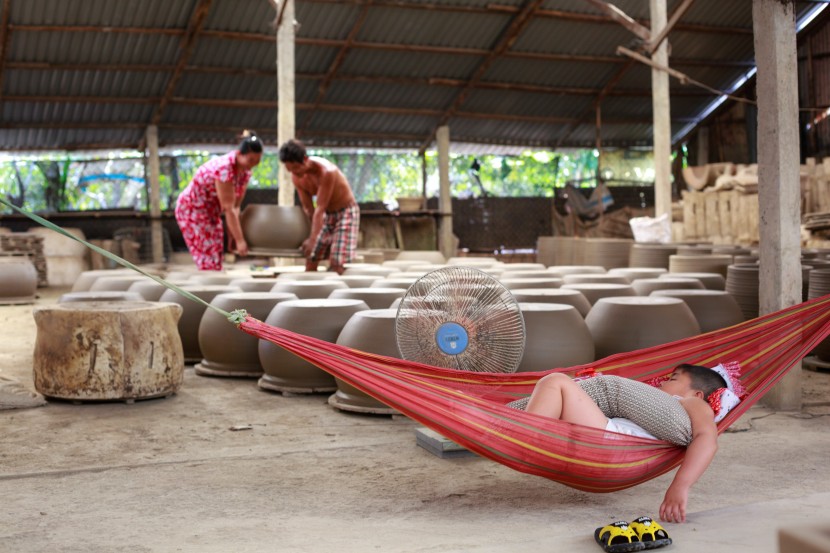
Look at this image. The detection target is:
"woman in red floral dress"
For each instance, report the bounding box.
[175,132,263,270]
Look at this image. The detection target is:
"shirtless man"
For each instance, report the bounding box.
[278,139,359,275]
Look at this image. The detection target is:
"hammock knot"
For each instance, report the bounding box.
[228,309,249,326]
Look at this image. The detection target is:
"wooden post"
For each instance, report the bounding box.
[436,126,454,259]
[696,127,709,165]
[650,0,672,220]
[277,0,296,207]
[145,125,164,264]
[753,0,802,410]
[595,102,602,184]
[420,150,428,203]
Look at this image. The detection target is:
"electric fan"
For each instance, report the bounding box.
[395,266,526,373]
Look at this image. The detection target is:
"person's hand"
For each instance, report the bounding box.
[301,238,314,258]
[659,482,689,523]
[235,239,249,257]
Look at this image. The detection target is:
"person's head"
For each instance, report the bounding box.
[659,364,727,400]
[279,139,310,175]
[236,130,263,170]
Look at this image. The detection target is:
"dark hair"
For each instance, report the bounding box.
[279,139,307,163]
[238,130,263,154]
[675,364,727,399]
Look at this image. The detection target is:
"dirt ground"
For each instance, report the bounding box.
[2,286,830,553]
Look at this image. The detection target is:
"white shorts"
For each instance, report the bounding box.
[605,417,657,440]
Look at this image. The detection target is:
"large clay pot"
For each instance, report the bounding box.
[258,298,369,393]
[88,275,148,292]
[331,308,402,414]
[497,270,553,279]
[660,272,725,290]
[72,269,137,292]
[562,274,630,285]
[585,297,701,359]
[241,204,310,253]
[32,301,184,401]
[395,250,446,264]
[188,273,237,286]
[0,257,38,304]
[547,265,606,277]
[228,277,282,292]
[338,275,384,288]
[195,292,298,377]
[128,279,191,301]
[59,291,144,303]
[500,277,563,290]
[608,267,667,281]
[328,287,407,309]
[500,263,547,272]
[516,303,595,371]
[650,289,745,332]
[560,283,636,305]
[370,277,419,289]
[276,271,341,281]
[270,279,348,299]
[509,288,592,317]
[630,277,705,296]
[158,284,242,362]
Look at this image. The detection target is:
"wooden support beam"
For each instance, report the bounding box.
[150,0,213,126]
[0,0,12,104]
[420,0,544,152]
[275,0,296,206]
[144,125,165,264]
[300,0,372,132]
[581,0,651,41]
[646,0,695,55]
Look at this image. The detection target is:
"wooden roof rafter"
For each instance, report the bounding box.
[419,0,545,152]
[0,0,12,105]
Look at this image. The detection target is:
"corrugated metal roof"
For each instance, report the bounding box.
[0,0,824,152]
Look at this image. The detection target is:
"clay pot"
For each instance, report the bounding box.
[660,272,725,290]
[32,301,184,401]
[195,292,298,377]
[72,269,137,292]
[240,204,310,252]
[498,270,554,279]
[343,266,397,277]
[500,278,563,290]
[228,278,282,292]
[516,303,595,371]
[158,284,243,362]
[500,263,547,272]
[370,277,419,289]
[128,279,191,301]
[547,265,607,277]
[188,273,237,286]
[585,297,701,360]
[0,257,38,304]
[258,298,369,393]
[509,288,592,317]
[650,289,745,332]
[328,287,407,309]
[630,277,705,296]
[270,279,348,299]
[276,271,341,281]
[88,275,148,292]
[395,251,447,264]
[562,274,630,285]
[560,283,637,305]
[608,267,668,281]
[337,275,384,288]
[59,291,144,303]
[331,308,402,414]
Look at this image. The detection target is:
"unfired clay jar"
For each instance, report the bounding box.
[59,291,144,303]
[228,277,282,292]
[328,287,407,309]
[608,267,667,281]
[394,250,446,264]
[331,308,402,414]
[0,257,38,304]
[547,265,607,277]
[337,275,384,288]
[370,277,419,289]
[650,289,745,332]
[560,283,637,306]
[270,279,348,299]
[585,296,701,360]
[497,270,554,279]
[88,275,148,292]
[128,278,191,301]
[562,274,630,285]
[158,285,243,362]
[195,292,298,377]
[258,298,369,393]
[276,271,341,281]
[516,303,595,372]
[71,269,136,292]
[499,278,563,290]
[630,277,705,296]
[188,273,237,286]
[508,288,592,317]
[343,266,397,277]
[240,204,310,252]
[660,272,725,290]
[32,301,184,401]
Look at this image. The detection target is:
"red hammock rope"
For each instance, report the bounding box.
[238,294,830,493]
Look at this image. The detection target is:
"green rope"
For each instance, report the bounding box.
[0,195,247,324]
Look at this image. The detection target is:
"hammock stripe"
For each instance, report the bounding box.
[239,293,830,493]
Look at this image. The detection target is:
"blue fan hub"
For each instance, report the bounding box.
[435,322,469,355]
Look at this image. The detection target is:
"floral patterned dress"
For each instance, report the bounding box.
[174,152,251,270]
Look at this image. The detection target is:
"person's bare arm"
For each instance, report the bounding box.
[302,171,337,253]
[659,398,718,523]
[294,177,315,219]
[216,179,248,256]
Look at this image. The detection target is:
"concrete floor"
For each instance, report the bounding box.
[2,287,830,552]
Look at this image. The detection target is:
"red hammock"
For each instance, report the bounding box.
[238,294,830,493]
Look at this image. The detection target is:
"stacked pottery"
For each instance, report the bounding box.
[27,226,88,287]
[331,309,402,414]
[516,304,594,371]
[668,254,732,277]
[585,297,701,359]
[535,236,556,266]
[581,238,633,269]
[628,243,678,269]
[195,292,298,377]
[650,289,745,332]
[0,257,38,304]
[258,299,369,393]
[509,288,592,317]
[725,264,760,321]
[158,284,242,362]
[240,204,310,254]
[560,283,636,306]
[329,287,407,309]
[808,268,830,361]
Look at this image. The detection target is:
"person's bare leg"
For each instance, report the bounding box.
[526,373,608,428]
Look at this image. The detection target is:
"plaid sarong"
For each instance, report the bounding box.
[311,203,360,266]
